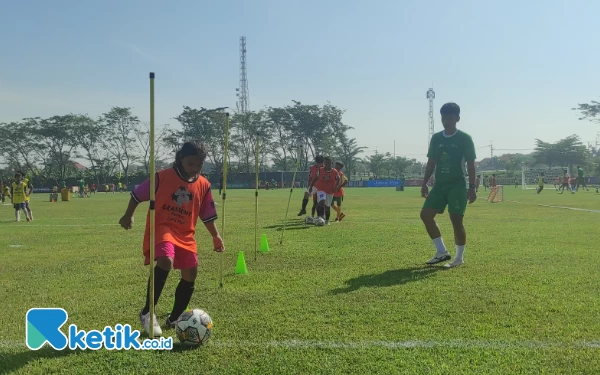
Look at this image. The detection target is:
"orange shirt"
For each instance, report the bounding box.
[141,168,212,255]
[563,176,569,184]
[333,171,346,197]
[308,164,321,181]
[314,167,340,194]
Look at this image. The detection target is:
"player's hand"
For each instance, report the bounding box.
[213,236,224,253]
[119,215,133,230]
[467,188,477,204]
[421,184,429,198]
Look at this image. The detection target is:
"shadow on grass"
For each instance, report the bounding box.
[0,347,78,375]
[263,222,310,231]
[331,266,443,294]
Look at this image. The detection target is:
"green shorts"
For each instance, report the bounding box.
[422,184,468,216]
[577,177,584,185]
[332,196,343,206]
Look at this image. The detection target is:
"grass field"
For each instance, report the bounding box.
[1,186,599,374]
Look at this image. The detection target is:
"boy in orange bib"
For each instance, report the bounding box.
[119,140,224,336]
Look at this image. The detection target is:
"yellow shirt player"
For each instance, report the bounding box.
[12,173,28,222]
[536,173,545,195]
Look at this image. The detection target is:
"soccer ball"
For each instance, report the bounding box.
[305,216,314,224]
[175,308,213,347]
[315,217,326,226]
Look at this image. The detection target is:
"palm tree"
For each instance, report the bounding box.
[335,136,366,178]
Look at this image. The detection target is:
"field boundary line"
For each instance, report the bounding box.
[4,223,120,227]
[508,200,600,213]
[1,339,599,350]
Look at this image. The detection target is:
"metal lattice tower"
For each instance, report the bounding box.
[236,36,249,114]
[426,88,435,145]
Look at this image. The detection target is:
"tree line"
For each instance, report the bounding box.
[1,98,598,184]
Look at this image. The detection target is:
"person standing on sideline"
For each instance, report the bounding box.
[420,103,477,268]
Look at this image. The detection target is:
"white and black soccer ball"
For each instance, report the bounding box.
[315,217,326,226]
[175,308,213,347]
[305,216,314,225]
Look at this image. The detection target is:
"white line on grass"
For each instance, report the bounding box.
[537,204,600,213]
[1,339,599,350]
[508,201,600,213]
[6,224,119,227]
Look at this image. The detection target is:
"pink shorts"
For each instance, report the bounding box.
[144,241,198,270]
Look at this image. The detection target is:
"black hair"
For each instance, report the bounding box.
[335,161,345,169]
[315,155,324,164]
[173,140,208,170]
[324,156,332,163]
[440,102,460,116]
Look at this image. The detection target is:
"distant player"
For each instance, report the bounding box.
[559,170,570,194]
[79,178,85,198]
[576,166,588,191]
[554,176,560,191]
[475,176,480,192]
[23,173,33,221]
[483,176,488,191]
[91,183,96,194]
[420,102,477,268]
[119,140,224,336]
[310,157,340,225]
[332,161,348,222]
[490,174,497,188]
[536,172,545,194]
[298,155,324,217]
[1,182,9,203]
[11,172,28,222]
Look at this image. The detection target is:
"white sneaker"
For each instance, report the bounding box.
[444,259,464,268]
[139,310,162,336]
[426,252,451,265]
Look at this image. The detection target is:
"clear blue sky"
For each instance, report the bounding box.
[1,0,599,162]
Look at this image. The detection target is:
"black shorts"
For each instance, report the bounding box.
[14,203,25,210]
[332,196,343,206]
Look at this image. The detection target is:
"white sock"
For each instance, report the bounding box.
[432,237,447,255]
[15,210,20,221]
[455,245,465,261]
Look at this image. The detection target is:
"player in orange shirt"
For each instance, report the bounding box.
[332,161,348,222]
[310,156,341,224]
[298,155,324,217]
[559,170,571,194]
[119,140,225,336]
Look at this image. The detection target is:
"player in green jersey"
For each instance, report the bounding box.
[420,103,477,268]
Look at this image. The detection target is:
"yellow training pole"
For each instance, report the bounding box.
[280,155,301,245]
[148,72,156,339]
[254,132,259,261]
[220,113,230,288]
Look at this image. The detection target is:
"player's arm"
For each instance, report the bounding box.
[340,176,348,189]
[422,158,436,187]
[333,172,341,192]
[467,161,476,187]
[199,188,223,252]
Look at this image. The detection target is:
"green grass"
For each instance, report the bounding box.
[1,186,599,374]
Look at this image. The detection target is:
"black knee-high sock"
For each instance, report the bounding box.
[301,198,309,210]
[317,206,324,218]
[311,201,318,216]
[141,266,170,315]
[325,207,331,221]
[169,279,195,322]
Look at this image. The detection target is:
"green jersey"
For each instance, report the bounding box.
[577,167,584,178]
[427,129,476,187]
